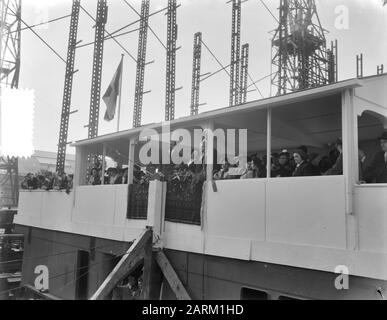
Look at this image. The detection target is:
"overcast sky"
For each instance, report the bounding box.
[19,0,387,154]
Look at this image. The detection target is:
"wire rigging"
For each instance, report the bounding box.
[122,0,167,50]
[79,4,137,63]
[7,6,66,64]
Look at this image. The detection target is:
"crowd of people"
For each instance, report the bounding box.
[213,132,387,184]
[213,140,344,181]
[21,171,74,194]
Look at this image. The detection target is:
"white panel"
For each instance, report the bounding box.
[40,191,73,230]
[204,236,251,260]
[206,179,266,241]
[355,185,387,253]
[113,185,129,226]
[15,191,43,226]
[251,241,387,280]
[266,176,347,249]
[73,186,116,226]
[163,222,204,254]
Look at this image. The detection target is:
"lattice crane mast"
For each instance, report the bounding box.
[271,0,335,95]
[165,0,178,122]
[133,0,150,128]
[190,32,202,116]
[56,0,81,175]
[87,0,108,139]
[0,0,21,89]
[229,0,241,107]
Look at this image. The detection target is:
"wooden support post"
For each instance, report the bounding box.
[155,250,191,300]
[90,229,152,300]
[140,233,153,299]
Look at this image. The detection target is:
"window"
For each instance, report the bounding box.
[241,287,269,300]
[270,95,343,178]
[357,110,387,184]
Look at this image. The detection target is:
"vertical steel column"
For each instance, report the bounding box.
[165,0,177,121]
[190,32,202,116]
[229,0,241,107]
[0,0,21,89]
[88,0,107,139]
[56,0,81,175]
[133,0,150,128]
[239,43,249,104]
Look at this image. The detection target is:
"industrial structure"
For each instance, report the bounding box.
[132,0,150,128]
[165,0,178,122]
[87,0,108,140]
[229,0,242,107]
[56,0,81,175]
[190,32,202,116]
[271,0,337,95]
[1,0,387,302]
[0,0,21,89]
[0,0,21,208]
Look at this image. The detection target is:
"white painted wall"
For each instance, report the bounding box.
[15,178,387,280]
[355,185,387,254]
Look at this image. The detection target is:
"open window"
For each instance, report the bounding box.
[270,94,343,178]
[357,110,387,184]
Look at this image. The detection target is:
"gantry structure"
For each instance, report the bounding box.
[0,0,21,89]
[88,0,108,139]
[133,0,150,128]
[271,0,336,95]
[229,0,241,107]
[190,32,202,116]
[56,0,81,175]
[165,0,178,121]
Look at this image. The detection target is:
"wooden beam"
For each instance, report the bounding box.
[155,250,191,300]
[140,234,153,299]
[23,284,62,300]
[90,228,153,300]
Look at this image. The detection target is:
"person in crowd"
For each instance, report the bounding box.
[309,153,323,176]
[292,149,314,177]
[363,131,387,183]
[123,168,128,184]
[21,173,38,190]
[324,138,343,176]
[108,167,122,185]
[66,174,74,194]
[241,161,254,179]
[89,168,101,185]
[358,149,367,182]
[272,151,293,177]
[298,146,309,161]
[42,172,54,190]
[213,159,231,180]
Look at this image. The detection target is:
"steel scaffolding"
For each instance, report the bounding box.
[0,0,21,89]
[165,0,177,121]
[56,0,81,175]
[133,0,150,128]
[190,32,202,116]
[240,43,249,104]
[229,0,241,107]
[87,0,108,139]
[271,0,332,95]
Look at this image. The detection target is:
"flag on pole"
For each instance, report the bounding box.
[103,58,123,121]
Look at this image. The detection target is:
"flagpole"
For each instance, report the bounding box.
[117,54,124,132]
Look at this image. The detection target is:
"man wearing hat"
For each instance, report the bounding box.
[364,131,387,184]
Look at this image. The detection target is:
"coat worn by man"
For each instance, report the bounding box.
[325,153,343,176]
[364,152,387,183]
[292,161,314,177]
